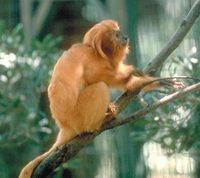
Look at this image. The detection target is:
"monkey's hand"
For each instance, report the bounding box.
[141,78,185,92]
[105,103,117,123]
[159,79,185,89]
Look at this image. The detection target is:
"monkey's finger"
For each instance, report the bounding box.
[172,81,185,89]
[159,79,175,87]
[159,80,185,89]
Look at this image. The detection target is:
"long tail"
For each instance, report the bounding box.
[19,128,76,178]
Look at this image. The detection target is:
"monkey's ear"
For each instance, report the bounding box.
[92,33,108,59]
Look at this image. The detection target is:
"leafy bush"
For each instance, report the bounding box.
[0,21,63,177]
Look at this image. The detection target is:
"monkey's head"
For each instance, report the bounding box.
[83,20,129,60]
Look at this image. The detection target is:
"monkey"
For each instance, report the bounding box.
[19,20,184,178]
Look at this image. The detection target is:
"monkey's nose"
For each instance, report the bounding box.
[123,35,128,40]
[122,35,129,46]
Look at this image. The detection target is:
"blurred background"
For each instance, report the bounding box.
[0,0,200,177]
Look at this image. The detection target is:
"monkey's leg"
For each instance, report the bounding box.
[74,82,110,133]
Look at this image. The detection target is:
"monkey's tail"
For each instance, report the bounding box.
[19,128,76,178]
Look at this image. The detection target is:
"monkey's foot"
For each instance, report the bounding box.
[105,103,117,123]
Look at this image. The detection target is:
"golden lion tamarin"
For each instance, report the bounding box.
[19,20,184,178]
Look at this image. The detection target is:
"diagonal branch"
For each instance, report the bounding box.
[143,0,200,75]
[32,82,200,178]
[114,0,200,114]
[32,0,200,177]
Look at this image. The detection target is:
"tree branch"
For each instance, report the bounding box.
[33,82,200,178]
[143,0,200,75]
[115,0,200,114]
[32,0,200,177]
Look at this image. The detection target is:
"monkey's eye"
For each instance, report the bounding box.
[115,30,122,38]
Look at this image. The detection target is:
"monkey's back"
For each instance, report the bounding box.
[48,44,88,128]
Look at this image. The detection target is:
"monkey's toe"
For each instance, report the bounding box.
[105,103,117,122]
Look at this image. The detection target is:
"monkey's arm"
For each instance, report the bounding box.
[107,65,184,92]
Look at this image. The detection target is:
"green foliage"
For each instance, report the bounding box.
[131,48,200,157]
[0,21,63,177]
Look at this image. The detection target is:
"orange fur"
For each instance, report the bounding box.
[19,20,184,178]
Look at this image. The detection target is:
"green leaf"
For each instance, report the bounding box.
[12,24,23,37]
[31,38,43,49]
[42,34,53,44]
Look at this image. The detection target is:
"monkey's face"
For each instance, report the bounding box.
[83,20,129,59]
[114,29,129,47]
